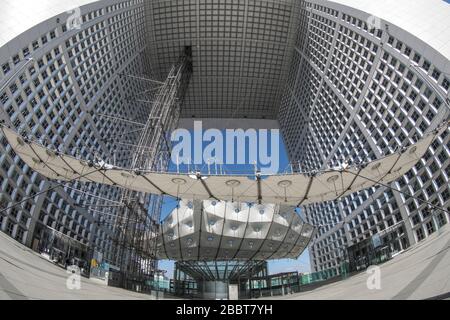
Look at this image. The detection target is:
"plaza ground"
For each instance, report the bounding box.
[265,224,450,300]
[0,231,169,300]
[1,224,449,300]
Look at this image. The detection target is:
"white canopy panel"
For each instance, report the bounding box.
[156,200,315,262]
[1,122,446,206]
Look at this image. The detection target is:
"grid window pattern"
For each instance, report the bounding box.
[326,25,378,108]
[279,1,450,274]
[309,85,350,160]
[0,1,149,263]
[147,0,296,118]
[303,13,336,72]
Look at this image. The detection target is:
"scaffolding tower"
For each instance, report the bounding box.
[111,47,193,291]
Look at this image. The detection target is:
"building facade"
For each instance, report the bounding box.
[0,0,450,278]
[0,0,153,266]
[278,0,450,273]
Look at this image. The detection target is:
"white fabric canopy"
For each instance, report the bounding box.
[1,122,446,206]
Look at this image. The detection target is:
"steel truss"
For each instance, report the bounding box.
[111,47,192,291]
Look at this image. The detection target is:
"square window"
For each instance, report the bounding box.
[2,62,11,74]
[422,60,431,72]
[0,92,8,104]
[13,55,20,65]
[426,221,435,235]
[22,47,30,57]
[404,47,412,56]
[442,78,450,91]
[416,227,425,241]
[432,68,441,81]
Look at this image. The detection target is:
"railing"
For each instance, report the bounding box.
[300,263,350,285]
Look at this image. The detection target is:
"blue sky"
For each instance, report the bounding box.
[157,128,311,278]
